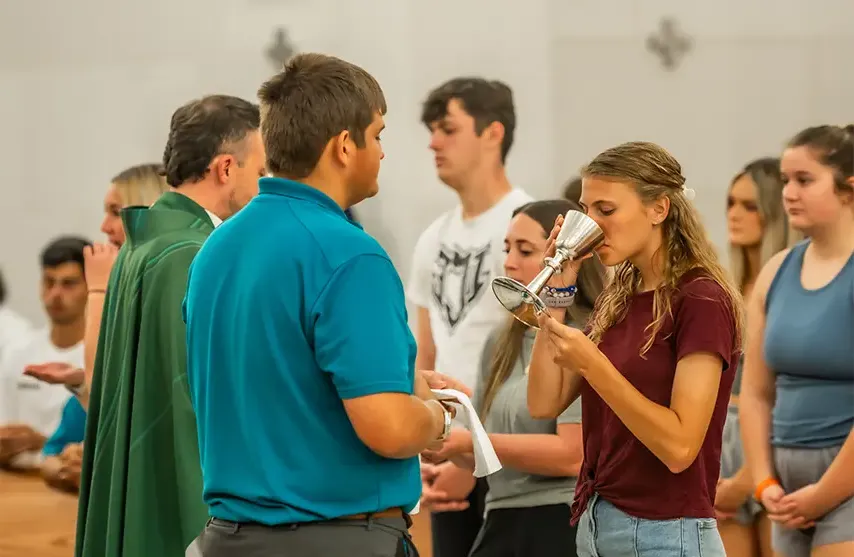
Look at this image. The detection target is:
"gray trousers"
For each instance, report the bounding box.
[187,516,418,557]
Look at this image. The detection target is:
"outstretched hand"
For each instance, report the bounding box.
[23,362,84,388]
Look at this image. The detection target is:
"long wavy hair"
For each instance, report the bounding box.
[582,142,744,355]
[727,157,794,292]
[479,199,608,417]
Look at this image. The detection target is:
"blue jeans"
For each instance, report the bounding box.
[576,493,725,557]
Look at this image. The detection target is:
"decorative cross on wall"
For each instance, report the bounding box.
[646,18,692,71]
[266,28,296,69]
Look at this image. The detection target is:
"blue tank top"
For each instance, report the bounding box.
[764,241,854,448]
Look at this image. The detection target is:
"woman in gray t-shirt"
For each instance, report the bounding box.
[424,199,607,557]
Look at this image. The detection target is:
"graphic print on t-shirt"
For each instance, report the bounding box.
[431,242,492,330]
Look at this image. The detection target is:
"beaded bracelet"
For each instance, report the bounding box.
[541,285,577,308]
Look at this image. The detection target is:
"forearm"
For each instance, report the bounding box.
[82,292,105,399]
[414,307,436,371]
[817,428,854,508]
[528,309,579,418]
[583,359,692,473]
[488,433,580,477]
[738,389,775,487]
[415,352,435,371]
[378,397,445,459]
[729,464,754,495]
[75,383,90,409]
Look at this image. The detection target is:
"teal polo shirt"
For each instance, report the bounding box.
[183,177,420,526]
[42,396,86,457]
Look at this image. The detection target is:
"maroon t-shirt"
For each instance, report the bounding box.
[571,270,738,523]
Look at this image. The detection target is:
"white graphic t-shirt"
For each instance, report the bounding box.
[0,327,84,437]
[407,188,533,390]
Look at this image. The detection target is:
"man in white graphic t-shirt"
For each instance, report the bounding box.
[0,237,89,469]
[407,77,533,557]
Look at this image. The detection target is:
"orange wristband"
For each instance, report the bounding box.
[754,477,780,501]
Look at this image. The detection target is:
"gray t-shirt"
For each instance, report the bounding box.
[471,327,582,513]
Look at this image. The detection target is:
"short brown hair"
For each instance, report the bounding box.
[257,53,387,179]
[162,95,260,187]
[421,78,516,162]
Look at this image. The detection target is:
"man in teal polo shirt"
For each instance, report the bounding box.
[183,53,454,557]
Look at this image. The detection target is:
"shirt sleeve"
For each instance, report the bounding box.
[406,225,437,308]
[313,254,416,400]
[674,278,737,372]
[42,397,87,457]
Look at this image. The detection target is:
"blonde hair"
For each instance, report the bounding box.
[111,163,169,207]
[727,158,796,291]
[582,142,744,355]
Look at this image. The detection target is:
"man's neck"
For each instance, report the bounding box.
[50,319,84,350]
[173,182,226,221]
[284,171,350,210]
[455,167,513,220]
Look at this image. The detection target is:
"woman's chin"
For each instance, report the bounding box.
[595,246,617,266]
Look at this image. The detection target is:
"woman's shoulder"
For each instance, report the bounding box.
[675,268,728,300]
[756,244,802,300]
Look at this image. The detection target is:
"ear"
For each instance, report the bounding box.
[330,130,352,167]
[843,176,854,205]
[650,195,671,225]
[484,121,505,152]
[211,154,236,184]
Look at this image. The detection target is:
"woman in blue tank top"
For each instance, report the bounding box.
[716,157,790,557]
[741,125,854,557]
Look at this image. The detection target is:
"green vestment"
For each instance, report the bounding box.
[75,192,214,557]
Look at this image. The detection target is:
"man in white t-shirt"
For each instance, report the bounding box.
[0,237,89,469]
[407,77,533,557]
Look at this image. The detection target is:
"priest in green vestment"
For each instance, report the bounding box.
[75,94,267,557]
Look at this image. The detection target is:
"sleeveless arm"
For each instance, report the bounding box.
[740,249,789,488]
[799,429,854,513]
